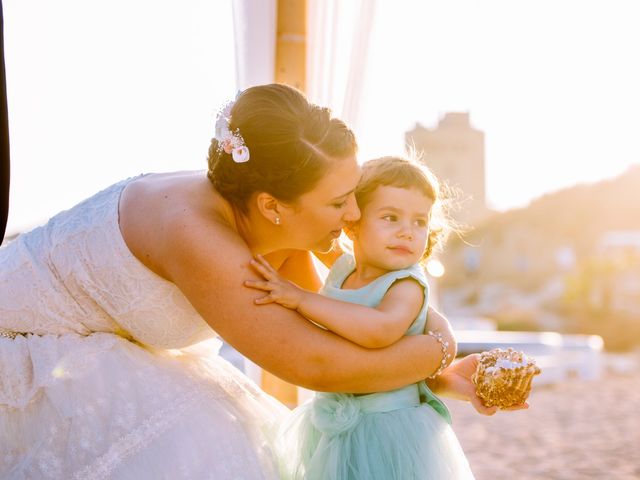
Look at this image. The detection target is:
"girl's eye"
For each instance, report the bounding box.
[382,215,397,222]
[415,219,427,227]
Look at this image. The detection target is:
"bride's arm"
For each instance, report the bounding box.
[164,223,443,394]
[423,309,529,415]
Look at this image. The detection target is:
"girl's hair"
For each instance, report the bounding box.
[207,84,357,213]
[355,155,455,261]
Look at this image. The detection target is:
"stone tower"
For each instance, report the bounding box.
[406,112,487,225]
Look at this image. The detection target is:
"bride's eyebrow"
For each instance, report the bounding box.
[331,189,355,201]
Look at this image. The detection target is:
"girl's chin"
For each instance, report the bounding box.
[381,257,418,270]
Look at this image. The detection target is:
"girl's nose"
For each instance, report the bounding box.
[397,223,413,239]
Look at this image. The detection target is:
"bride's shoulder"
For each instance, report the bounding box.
[163,178,248,256]
[121,171,249,280]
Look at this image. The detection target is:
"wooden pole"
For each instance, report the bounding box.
[260,0,307,408]
[274,0,306,91]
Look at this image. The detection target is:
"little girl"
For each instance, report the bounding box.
[245,156,475,479]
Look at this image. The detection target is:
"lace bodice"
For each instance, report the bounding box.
[0,176,215,348]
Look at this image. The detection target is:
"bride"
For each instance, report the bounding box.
[0,84,496,479]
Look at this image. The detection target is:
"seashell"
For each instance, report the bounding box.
[472,347,541,408]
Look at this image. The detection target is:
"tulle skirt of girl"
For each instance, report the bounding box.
[276,382,475,480]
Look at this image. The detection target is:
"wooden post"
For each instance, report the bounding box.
[274,0,306,91]
[260,0,307,409]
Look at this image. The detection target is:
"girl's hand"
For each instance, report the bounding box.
[244,255,306,310]
[431,354,530,416]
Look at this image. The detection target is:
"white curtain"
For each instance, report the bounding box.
[306,0,376,132]
[231,0,376,129]
[231,0,277,90]
[230,0,377,390]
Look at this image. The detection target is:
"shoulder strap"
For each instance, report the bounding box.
[323,253,355,290]
[374,263,430,300]
[367,264,430,335]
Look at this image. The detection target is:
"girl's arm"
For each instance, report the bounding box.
[245,255,425,349]
[163,219,447,393]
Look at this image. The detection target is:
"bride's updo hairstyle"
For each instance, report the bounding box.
[207,84,357,214]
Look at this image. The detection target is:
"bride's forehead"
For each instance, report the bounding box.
[314,157,361,193]
[291,157,360,206]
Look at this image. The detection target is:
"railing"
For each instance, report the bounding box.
[455,330,604,385]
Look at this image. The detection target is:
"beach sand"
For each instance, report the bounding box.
[444,364,640,479]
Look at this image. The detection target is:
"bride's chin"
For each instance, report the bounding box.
[313,238,335,254]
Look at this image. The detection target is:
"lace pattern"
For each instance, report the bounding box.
[1,335,284,479]
[0,176,287,478]
[75,388,203,480]
[0,176,214,348]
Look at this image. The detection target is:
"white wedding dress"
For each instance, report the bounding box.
[0,176,287,479]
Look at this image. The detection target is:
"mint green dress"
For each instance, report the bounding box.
[276,254,475,479]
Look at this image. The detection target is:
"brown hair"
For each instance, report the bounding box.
[355,155,454,261]
[207,84,357,213]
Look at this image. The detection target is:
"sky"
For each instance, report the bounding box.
[3,0,640,235]
[358,0,640,211]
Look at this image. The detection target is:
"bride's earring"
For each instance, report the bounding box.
[274,217,281,225]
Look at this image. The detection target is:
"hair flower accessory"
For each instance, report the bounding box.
[215,99,250,163]
[231,145,250,163]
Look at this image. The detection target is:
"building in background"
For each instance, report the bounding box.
[406,112,488,226]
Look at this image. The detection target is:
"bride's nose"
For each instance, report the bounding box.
[342,194,360,222]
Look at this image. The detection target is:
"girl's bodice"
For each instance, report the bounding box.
[318,253,451,423]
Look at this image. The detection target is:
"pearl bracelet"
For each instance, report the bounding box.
[0,327,18,340]
[427,330,451,379]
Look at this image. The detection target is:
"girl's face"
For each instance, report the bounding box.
[281,156,362,252]
[352,185,433,273]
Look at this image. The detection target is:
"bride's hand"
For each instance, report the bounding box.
[432,354,530,416]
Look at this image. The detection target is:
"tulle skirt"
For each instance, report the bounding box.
[276,384,475,480]
[0,333,287,479]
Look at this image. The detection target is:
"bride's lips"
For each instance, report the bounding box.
[330,229,342,239]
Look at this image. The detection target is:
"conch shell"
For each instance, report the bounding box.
[472,348,541,408]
